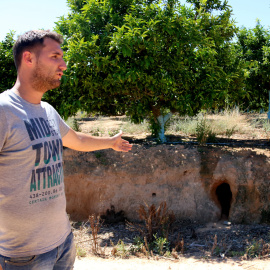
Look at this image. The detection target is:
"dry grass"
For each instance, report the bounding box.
[66,108,270,142]
[89,214,105,255]
[127,202,175,242]
[167,108,268,140]
[72,215,106,258]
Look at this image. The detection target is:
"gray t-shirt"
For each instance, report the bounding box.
[0,90,71,257]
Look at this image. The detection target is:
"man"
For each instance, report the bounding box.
[0,30,132,269]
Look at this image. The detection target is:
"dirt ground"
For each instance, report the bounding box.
[74,256,270,270]
[72,220,270,270]
[72,114,270,269]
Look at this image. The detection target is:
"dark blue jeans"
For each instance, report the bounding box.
[0,231,76,270]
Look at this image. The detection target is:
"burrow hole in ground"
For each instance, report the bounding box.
[216,183,232,220]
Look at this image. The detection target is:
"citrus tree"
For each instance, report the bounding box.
[236,21,270,114]
[45,0,244,142]
[0,32,17,92]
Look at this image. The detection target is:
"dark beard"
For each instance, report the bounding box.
[31,65,61,93]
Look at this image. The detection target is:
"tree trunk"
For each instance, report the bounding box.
[157,113,172,143]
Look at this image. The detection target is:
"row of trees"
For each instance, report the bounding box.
[1,0,270,141]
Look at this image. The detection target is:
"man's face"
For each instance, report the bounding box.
[31,38,67,92]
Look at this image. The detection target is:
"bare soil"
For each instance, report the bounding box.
[73,220,270,270]
[72,113,270,269]
[74,256,270,270]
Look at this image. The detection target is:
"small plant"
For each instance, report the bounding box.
[245,239,270,259]
[211,235,218,256]
[127,201,176,257]
[195,117,216,144]
[94,151,108,165]
[76,246,87,257]
[195,117,208,144]
[152,234,170,255]
[207,129,217,143]
[228,250,245,257]
[108,129,119,137]
[130,236,144,254]
[263,120,270,140]
[72,118,81,132]
[111,239,129,258]
[167,115,198,135]
[143,236,151,257]
[121,119,149,134]
[89,214,103,255]
[225,125,237,138]
[128,201,175,243]
[65,117,81,132]
[91,127,102,136]
[167,107,245,139]
[174,235,185,254]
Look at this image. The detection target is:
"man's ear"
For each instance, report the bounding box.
[22,51,35,67]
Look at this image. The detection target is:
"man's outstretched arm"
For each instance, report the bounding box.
[62,129,132,152]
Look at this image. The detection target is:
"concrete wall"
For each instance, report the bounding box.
[64,144,270,223]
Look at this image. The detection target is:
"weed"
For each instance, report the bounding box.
[244,239,270,259]
[174,235,185,254]
[130,236,145,254]
[91,127,102,136]
[65,117,74,128]
[94,151,108,165]
[207,130,217,143]
[111,239,129,258]
[164,251,171,257]
[65,117,81,132]
[121,119,149,134]
[171,248,179,259]
[76,246,87,257]
[89,214,103,255]
[130,236,151,257]
[211,235,218,256]
[196,117,216,145]
[143,236,151,257]
[128,201,175,242]
[263,120,270,140]
[225,126,237,138]
[108,129,119,137]
[167,107,247,139]
[167,115,197,135]
[127,202,176,257]
[72,119,81,132]
[228,250,245,257]
[152,234,170,255]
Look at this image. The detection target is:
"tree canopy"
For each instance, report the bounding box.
[0,1,256,142]
[236,21,270,112]
[0,32,16,92]
[42,0,245,141]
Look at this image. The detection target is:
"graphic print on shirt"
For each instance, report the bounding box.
[24,117,65,205]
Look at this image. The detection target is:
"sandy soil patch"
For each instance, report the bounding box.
[74,256,270,270]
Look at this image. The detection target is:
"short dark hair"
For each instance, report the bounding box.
[13,30,63,70]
